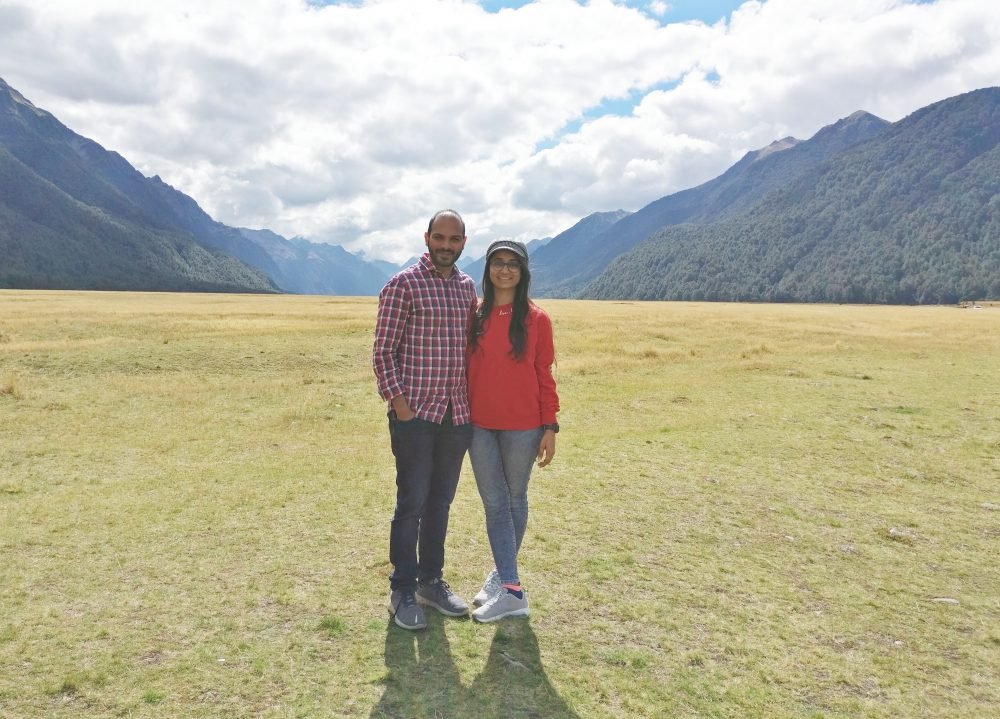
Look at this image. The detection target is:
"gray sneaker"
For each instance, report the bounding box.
[472,587,529,623]
[388,588,427,630]
[473,569,501,607]
[416,578,469,617]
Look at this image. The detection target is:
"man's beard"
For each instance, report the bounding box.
[432,248,462,268]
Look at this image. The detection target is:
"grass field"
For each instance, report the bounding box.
[1,290,998,718]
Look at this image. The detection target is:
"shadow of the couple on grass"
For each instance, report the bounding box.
[371,616,578,719]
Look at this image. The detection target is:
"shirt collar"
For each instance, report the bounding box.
[419,253,436,273]
[419,252,462,281]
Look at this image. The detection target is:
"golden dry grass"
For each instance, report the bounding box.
[1,290,998,718]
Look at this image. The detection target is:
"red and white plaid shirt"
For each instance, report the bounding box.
[373,253,478,424]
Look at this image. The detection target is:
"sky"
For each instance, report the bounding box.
[0,0,997,263]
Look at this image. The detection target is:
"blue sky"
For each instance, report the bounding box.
[319,1,747,26]
[3,0,996,261]
[480,0,745,25]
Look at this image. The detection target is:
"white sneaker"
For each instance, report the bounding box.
[472,588,529,623]
[473,569,501,607]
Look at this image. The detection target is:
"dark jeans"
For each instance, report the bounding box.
[388,410,472,591]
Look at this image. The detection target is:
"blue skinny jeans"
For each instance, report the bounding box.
[469,426,544,586]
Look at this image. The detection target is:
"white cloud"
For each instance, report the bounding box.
[1,0,997,262]
[648,1,671,17]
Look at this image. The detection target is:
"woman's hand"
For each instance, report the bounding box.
[537,430,556,467]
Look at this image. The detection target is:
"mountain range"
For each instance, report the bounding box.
[0,76,395,294]
[531,111,892,296]
[1,75,997,303]
[584,87,999,304]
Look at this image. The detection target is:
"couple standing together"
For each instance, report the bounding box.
[372,209,560,630]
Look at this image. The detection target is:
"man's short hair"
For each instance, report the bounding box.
[427,209,465,236]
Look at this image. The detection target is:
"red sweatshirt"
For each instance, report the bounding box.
[468,303,559,430]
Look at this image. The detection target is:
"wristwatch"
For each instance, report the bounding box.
[542,423,560,433]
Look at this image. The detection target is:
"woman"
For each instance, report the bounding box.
[467,239,560,623]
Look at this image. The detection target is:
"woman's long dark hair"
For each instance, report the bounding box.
[469,258,533,360]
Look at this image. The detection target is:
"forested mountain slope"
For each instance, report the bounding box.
[0,77,277,292]
[532,112,890,296]
[585,88,1000,304]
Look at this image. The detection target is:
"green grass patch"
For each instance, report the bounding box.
[318,616,347,637]
[142,690,166,704]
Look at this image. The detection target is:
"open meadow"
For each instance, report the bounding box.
[1,290,998,718]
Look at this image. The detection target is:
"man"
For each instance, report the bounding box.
[372,209,478,630]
